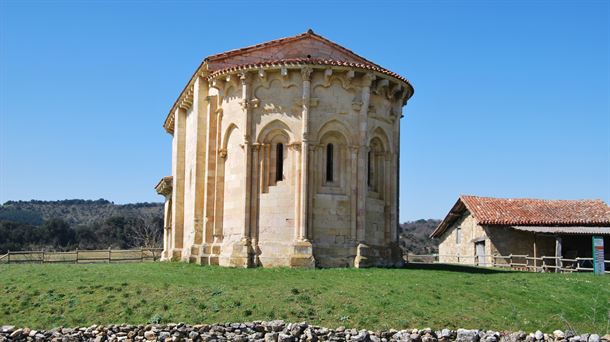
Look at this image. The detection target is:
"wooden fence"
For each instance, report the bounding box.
[0,248,163,264]
[404,253,610,274]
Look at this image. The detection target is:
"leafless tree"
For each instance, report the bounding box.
[127,218,163,249]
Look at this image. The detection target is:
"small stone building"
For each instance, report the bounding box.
[430,195,610,266]
[155,30,414,268]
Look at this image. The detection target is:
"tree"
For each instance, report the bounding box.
[42,219,75,249]
[126,216,163,248]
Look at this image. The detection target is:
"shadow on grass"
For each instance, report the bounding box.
[403,262,517,274]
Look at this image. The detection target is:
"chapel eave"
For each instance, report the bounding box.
[162,31,414,135]
[162,60,414,134]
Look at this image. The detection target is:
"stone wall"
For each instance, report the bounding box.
[162,62,409,268]
[438,212,489,264]
[437,212,559,266]
[2,322,607,342]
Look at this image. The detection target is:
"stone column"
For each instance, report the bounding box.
[250,143,261,266]
[162,195,172,260]
[293,143,302,240]
[384,152,392,244]
[299,67,313,241]
[240,72,253,240]
[356,73,375,242]
[171,107,187,259]
[212,107,224,244]
[349,146,359,241]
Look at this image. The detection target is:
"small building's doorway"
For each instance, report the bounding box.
[475,241,487,266]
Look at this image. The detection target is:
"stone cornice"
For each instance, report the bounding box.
[163,59,414,135]
[163,65,209,134]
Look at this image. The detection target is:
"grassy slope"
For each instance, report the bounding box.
[1,263,608,333]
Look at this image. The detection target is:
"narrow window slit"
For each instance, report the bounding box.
[276,143,284,181]
[326,143,334,182]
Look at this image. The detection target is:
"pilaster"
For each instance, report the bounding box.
[192,77,208,248]
[171,107,187,259]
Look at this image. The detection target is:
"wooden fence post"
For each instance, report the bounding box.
[41,250,45,264]
[141,247,144,262]
[7,251,9,264]
[75,248,79,264]
[108,248,111,263]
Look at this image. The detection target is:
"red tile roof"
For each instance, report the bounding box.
[163,30,413,133]
[430,195,610,238]
[460,195,610,226]
[204,29,382,69]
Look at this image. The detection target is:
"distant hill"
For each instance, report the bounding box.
[0,199,165,253]
[398,219,441,255]
[0,199,163,226]
[0,199,439,255]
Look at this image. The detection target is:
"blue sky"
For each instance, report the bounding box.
[0,0,608,221]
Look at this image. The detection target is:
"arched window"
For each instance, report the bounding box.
[276,143,284,181]
[326,143,334,182]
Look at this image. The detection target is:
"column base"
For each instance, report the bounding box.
[289,240,316,268]
[354,242,404,268]
[219,237,254,268]
[170,249,182,261]
[193,243,221,266]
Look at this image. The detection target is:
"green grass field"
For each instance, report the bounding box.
[1,263,608,333]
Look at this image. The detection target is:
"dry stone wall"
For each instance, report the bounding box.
[1,322,608,342]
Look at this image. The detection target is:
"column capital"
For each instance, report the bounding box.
[362,72,376,88]
[238,71,252,84]
[219,149,227,159]
[301,67,314,81]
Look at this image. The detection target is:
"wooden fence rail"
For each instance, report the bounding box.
[0,248,163,264]
[404,253,609,274]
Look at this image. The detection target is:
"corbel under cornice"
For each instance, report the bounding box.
[163,61,414,134]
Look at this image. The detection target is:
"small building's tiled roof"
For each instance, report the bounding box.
[430,195,610,238]
[460,195,610,226]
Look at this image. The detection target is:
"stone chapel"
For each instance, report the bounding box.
[155,30,414,268]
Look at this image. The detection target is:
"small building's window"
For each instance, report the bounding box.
[456,226,462,244]
[326,143,334,182]
[276,143,284,181]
